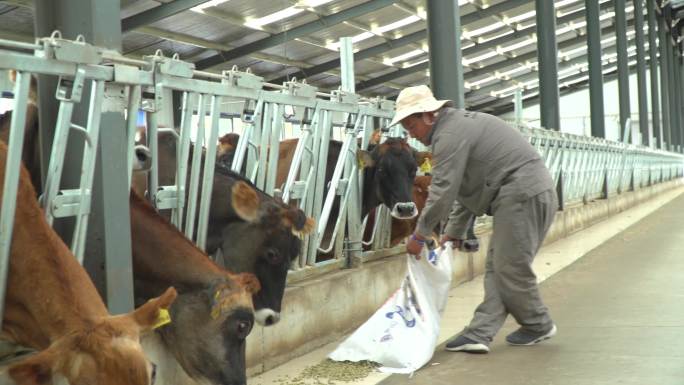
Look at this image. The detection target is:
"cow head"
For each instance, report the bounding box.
[155,274,259,385]
[8,288,177,385]
[209,173,314,327]
[357,137,419,219]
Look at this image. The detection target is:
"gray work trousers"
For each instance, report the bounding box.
[462,188,557,345]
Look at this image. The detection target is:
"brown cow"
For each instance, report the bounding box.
[0,139,177,385]
[1,73,262,384]
[130,191,260,385]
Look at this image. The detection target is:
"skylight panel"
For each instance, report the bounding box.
[244,7,304,29]
[375,15,421,34]
[384,49,424,65]
[191,0,231,13]
[463,21,506,40]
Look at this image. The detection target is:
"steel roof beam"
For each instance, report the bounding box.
[268,30,426,84]
[356,62,429,91]
[194,0,398,70]
[463,1,615,57]
[467,19,633,80]
[268,0,529,84]
[470,40,639,97]
[122,0,209,32]
[487,66,636,115]
[477,58,646,114]
[357,16,635,92]
[460,0,529,25]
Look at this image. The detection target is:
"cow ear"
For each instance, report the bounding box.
[281,207,315,236]
[357,150,375,169]
[218,133,240,156]
[9,351,54,385]
[231,181,260,222]
[130,287,178,331]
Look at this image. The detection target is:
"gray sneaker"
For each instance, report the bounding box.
[506,324,557,346]
[445,335,489,354]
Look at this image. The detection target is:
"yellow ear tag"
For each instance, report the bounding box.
[419,158,432,174]
[153,308,172,329]
[358,157,366,169]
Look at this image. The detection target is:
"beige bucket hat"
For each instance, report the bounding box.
[389,85,453,127]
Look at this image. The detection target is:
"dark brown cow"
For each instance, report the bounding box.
[133,131,314,327]
[364,175,479,250]
[388,175,432,246]
[0,139,178,385]
[275,137,420,220]
[218,133,429,253]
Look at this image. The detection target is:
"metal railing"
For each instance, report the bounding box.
[517,123,684,207]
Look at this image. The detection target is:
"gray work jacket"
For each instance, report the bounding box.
[415,107,555,239]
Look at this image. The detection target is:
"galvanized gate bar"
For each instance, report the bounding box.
[126,85,142,189]
[42,67,87,225]
[184,93,208,240]
[196,95,222,250]
[71,79,106,263]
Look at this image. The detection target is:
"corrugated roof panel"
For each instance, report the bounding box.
[153,11,233,38]
[214,0,285,20]
[0,6,34,37]
[120,0,158,19]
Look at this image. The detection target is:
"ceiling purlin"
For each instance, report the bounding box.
[194,0,399,70]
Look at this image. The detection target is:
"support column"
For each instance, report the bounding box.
[615,0,631,140]
[675,54,684,153]
[647,0,662,148]
[34,0,134,313]
[633,0,650,146]
[586,0,606,138]
[668,41,681,151]
[427,0,464,107]
[535,0,560,130]
[672,50,684,152]
[658,12,672,149]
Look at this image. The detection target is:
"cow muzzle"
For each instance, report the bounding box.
[255,308,281,326]
[391,202,418,219]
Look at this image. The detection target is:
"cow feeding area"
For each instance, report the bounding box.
[267,360,379,385]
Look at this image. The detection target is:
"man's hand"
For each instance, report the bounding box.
[406,233,426,259]
[439,234,462,249]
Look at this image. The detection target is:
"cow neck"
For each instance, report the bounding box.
[129,191,228,291]
[3,166,108,349]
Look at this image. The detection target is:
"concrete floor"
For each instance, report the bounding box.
[249,187,684,385]
[379,192,684,385]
